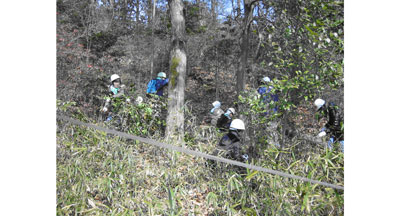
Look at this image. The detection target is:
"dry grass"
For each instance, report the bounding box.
[57,102,343,215]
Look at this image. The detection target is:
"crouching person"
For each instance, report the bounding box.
[207,119,249,171]
[217,119,248,162]
[101,74,129,122]
[216,108,235,130]
[207,101,224,126]
[314,98,344,152]
[146,72,169,97]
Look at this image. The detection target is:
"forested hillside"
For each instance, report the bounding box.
[57,0,344,215]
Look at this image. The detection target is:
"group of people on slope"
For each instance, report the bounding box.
[101,72,344,165]
[256,76,343,151]
[212,76,344,163]
[207,101,248,162]
[207,101,236,130]
[101,72,169,121]
[209,76,278,162]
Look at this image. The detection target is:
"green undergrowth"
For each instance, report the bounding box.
[57,100,343,215]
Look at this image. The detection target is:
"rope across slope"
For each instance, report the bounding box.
[57,114,344,190]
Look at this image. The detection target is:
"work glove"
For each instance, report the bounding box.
[136,97,143,105]
[318,131,327,137]
[102,107,108,112]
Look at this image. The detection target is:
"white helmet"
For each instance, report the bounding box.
[228,108,235,115]
[212,101,221,108]
[230,119,245,130]
[262,77,271,83]
[111,74,120,82]
[136,96,143,104]
[314,98,325,110]
[157,72,167,78]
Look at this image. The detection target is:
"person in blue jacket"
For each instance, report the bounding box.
[257,76,279,115]
[146,72,169,97]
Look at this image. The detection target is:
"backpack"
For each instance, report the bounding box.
[219,134,233,147]
[218,132,242,160]
[219,132,239,147]
[211,108,224,126]
[146,79,157,94]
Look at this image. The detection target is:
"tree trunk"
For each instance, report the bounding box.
[237,0,241,17]
[166,0,186,143]
[215,46,219,100]
[211,0,217,25]
[198,1,206,27]
[150,0,157,78]
[237,0,254,152]
[231,0,235,17]
[136,0,140,24]
[236,0,254,98]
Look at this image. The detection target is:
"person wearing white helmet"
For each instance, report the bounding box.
[216,107,236,130]
[257,76,279,115]
[146,72,169,97]
[262,76,271,83]
[314,98,344,151]
[102,74,129,121]
[217,119,248,162]
[202,101,223,125]
[314,98,325,111]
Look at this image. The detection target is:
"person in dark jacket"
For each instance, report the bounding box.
[314,98,344,151]
[217,119,248,162]
[216,107,235,130]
